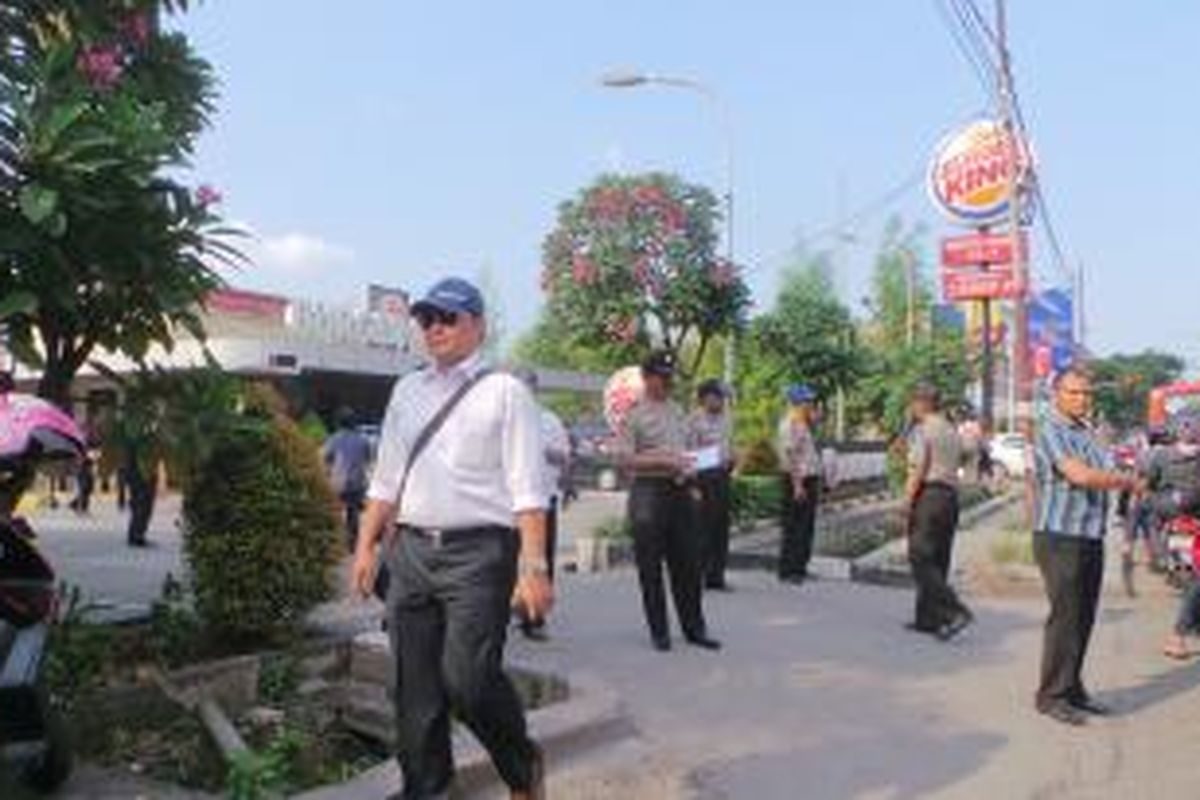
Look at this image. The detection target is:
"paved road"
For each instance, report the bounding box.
[496,511,1200,799]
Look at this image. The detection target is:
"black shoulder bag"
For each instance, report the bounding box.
[372,368,494,601]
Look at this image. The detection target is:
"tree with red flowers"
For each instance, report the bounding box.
[540,173,750,380]
[0,1,237,405]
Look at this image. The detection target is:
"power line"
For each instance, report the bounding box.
[932,0,995,100]
[959,0,999,49]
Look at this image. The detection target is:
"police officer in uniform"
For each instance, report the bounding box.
[619,351,721,653]
[352,277,550,800]
[687,379,735,590]
[904,382,974,641]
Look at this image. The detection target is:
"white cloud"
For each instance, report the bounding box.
[250,231,356,273]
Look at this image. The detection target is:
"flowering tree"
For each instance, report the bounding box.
[0,1,237,405]
[540,173,750,380]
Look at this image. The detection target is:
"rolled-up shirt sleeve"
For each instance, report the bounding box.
[367,381,410,503]
[501,378,547,513]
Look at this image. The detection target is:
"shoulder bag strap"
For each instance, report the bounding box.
[372,367,495,601]
[394,368,495,515]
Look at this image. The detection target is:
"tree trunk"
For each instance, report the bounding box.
[37,360,74,411]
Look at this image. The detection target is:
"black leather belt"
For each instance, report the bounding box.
[400,524,513,546]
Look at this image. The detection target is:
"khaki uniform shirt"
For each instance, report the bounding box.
[909,413,962,486]
[620,399,688,478]
[686,409,734,467]
[778,415,823,483]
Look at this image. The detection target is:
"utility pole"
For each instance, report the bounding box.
[996,0,1031,439]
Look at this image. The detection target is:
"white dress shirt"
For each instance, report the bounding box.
[539,408,570,503]
[367,351,546,529]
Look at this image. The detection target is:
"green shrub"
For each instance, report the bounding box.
[183,386,342,647]
[731,474,784,530]
[148,573,205,668]
[592,515,632,541]
[739,438,780,475]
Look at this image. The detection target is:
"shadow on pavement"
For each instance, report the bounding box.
[1104,660,1200,716]
[690,727,1006,800]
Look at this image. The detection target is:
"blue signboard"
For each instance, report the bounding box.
[1029,288,1074,372]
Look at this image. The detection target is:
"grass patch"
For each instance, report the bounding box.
[990,527,1034,566]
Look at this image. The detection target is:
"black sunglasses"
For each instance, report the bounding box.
[415,308,460,330]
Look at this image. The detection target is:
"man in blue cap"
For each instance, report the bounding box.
[777,384,824,583]
[353,277,550,799]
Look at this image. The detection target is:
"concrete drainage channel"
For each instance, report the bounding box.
[294,633,628,800]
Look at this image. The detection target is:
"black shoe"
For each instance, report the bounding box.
[706,580,732,591]
[685,634,722,651]
[779,573,807,585]
[936,609,975,642]
[652,635,672,652]
[1071,696,1112,717]
[1038,702,1088,727]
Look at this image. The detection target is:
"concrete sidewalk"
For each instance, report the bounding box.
[495,529,1200,799]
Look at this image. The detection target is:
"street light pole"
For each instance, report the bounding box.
[599,70,737,389]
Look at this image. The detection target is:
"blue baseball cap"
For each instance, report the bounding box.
[786,384,816,405]
[411,277,485,318]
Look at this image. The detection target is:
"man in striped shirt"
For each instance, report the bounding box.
[1033,367,1143,726]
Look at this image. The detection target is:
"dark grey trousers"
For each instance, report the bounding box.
[780,475,820,579]
[908,483,969,630]
[696,469,732,587]
[386,526,537,798]
[1033,532,1104,709]
[629,479,707,641]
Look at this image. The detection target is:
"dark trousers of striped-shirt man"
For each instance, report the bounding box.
[1033,532,1104,709]
[908,483,969,630]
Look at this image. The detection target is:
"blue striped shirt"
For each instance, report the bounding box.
[1034,411,1113,539]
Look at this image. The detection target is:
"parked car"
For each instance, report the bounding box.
[988,433,1028,479]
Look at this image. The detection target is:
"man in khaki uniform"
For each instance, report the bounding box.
[904,382,973,641]
[687,379,735,590]
[619,351,721,653]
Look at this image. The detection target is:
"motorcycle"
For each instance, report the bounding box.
[1163,513,1200,591]
[0,380,86,792]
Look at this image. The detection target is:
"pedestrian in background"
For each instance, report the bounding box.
[687,379,735,591]
[351,277,551,800]
[1033,366,1143,726]
[619,350,721,653]
[904,383,973,640]
[515,367,571,642]
[323,407,373,550]
[70,451,95,515]
[777,384,823,584]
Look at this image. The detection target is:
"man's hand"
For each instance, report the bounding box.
[514,571,554,622]
[352,546,378,600]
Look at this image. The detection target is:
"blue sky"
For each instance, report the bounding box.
[178,2,1200,367]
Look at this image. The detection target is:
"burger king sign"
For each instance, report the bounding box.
[928,119,1028,228]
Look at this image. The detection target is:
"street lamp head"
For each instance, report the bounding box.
[599,69,649,88]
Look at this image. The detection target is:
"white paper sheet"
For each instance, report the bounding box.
[689,445,722,472]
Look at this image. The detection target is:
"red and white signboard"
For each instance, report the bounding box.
[942,268,1026,302]
[940,232,1026,268]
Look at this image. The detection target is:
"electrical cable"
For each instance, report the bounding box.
[932,0,996,100]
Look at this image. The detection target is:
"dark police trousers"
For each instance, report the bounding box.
[695,469,732,588]
[780,475,820,579]
[386,525,537,798]
[908,483,969,630]
[630,478,708,640]
[1033,532,1104,709]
